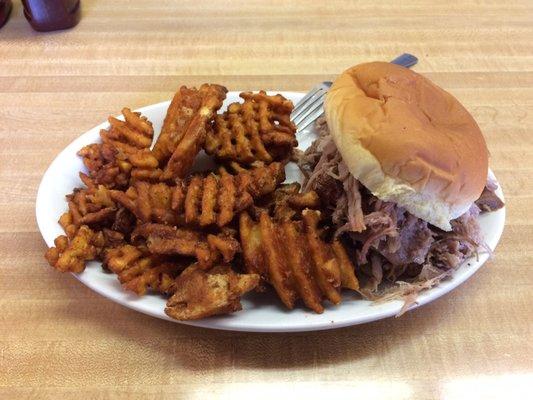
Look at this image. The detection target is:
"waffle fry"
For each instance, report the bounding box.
[101,228,127,248]
[194,232,241,269]
[59,185,117,238]
[136,225,198,254]
[110,181,179,225]
[205,91,297,165]
[218,161,286,198]
[160,84,227,180]
[78,108,161,189]
[111,163,285,227]
[165,265,259,320]
[45,83,364,322]
[181,162,286,226]
[239,210,358,313]
[131,223,240,269]
[256,182,321,221]
[104,244,184,295]
[152,86,204,163]
[45,226,104,273]
[182,172,252,227]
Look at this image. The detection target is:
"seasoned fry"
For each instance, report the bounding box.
[302,210,342,305]
[259,212,298,308]
[132,223,201,256]
[102,228,126,248]
[221,161,286,197]
[171,181,186,214]
[205,91,297,165]
[45,83,363,321]
[131,222,191,241]
[199,174,218,226]
[130,167,162,183]
[193,233,241,270]
[254,182,320,222]
[242,161,286,197]
[131,223,240,269]
[217,171,237,226]
[282,221,324,313]
[181,171,254,228]
[207,234,240,263]
[59,185,118,238]
[238,212,267,276]
[239,210,358,312]
[160,84,227,180]
[165,265,259,320]
[270,183,301,221]
[104,244,184,295]
[79,207,116,225]
[184,176,203,225]
[110,182,179,225]
[288,191,320,209]
[45,226,104,273]
[332,240,359,291]
[135,181,153,222]
[152,86,204,163]
[78,108,161,189]
[111,207,136,235]
[111,163,284,228]
[147,235,198,257]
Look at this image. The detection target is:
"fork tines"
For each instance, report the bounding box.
[291,81,332,132]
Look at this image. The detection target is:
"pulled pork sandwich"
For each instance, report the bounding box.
[299,62,504,310]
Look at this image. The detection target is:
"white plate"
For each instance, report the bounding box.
[36,91,506,332]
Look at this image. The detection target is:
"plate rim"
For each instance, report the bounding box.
[36,91,506,332]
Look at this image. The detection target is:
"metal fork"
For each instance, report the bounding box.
[291,53,419,132]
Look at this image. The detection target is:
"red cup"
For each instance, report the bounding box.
[22,0,81,32]
[0,0,12,29]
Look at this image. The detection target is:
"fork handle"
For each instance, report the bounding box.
[390,53,418,68]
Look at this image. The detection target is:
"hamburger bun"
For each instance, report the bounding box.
[324,62,488,230]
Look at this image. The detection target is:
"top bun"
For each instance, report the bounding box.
[324,62,488,230]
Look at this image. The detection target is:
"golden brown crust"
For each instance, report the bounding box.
[109,163,285,229]
[46,82,372,321]
[152,86,204,163]
[77,108,160,190]
[104,244,183,295]
[160,84,227,180]
[164,265,259,320]
[130,223,240,270]
[45,226,103,273]
[205,91,297,165]
[325,62,489,229]
[239,210,359,313]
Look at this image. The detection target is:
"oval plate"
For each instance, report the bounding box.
[36,91,506,332]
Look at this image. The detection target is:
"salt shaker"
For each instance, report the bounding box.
[22,0,81,32]
[0,0,12,29]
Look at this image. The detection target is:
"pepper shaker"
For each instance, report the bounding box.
[0,0,12,29]
[22,0,81,32]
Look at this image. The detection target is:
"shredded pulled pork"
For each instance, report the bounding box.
[302,117,366,235]
[475,180,505,212]
[297,117,504,311]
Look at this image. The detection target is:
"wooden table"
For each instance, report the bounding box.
[1,1,532,398]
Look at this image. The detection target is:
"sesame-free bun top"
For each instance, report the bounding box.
[324,62,488,230]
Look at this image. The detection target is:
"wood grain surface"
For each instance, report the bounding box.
[1,1,532,399]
